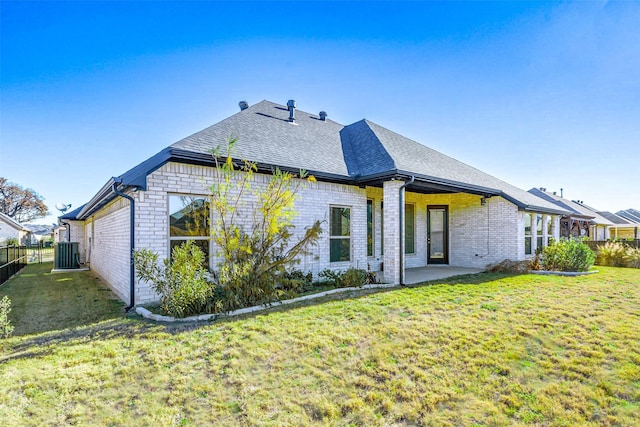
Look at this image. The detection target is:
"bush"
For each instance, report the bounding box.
[0,295,14,338]
[277,269,313,294]
[541,238,595,272]
[318,268,371,288]
[623,247,640,269]
[3,237,19,247]
[134,241,215,318]
[596,242,628,267]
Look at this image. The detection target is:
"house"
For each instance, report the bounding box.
[62,100,568,308]
[527,188,615,240]
[0,212,29,245]
[591,209,639,240]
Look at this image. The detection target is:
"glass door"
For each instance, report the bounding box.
[427,206,448,264]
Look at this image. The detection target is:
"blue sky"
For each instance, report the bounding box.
[1,1,638,225]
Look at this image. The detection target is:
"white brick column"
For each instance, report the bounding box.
[542,215,549,248]
[383,180,403,284]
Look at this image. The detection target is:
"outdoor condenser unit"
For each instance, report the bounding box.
[54,242,80,269]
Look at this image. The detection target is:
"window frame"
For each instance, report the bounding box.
[329,205,351,263]
[404,203,416,255]
[524,213,532,255]
[168,193,212,268]
[367,199,374,257]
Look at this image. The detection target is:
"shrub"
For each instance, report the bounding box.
[277,269,313,294]
[623,247,640,269]
[486,260,529,274]
[134,241,215,318]
[541,238,595,272]
[0,295,14,338]
[596,242,627,267]
[318,268,370,288]
[209,138,322,311]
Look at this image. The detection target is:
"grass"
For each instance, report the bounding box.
[1,264,639,426]
[0,263,124,336]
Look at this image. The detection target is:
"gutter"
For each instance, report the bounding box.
[112,180,136,312]
[398,176,415,286]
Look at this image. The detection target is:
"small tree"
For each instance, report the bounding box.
[209,138,322,310]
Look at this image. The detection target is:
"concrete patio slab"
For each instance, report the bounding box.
[404,266,484,285]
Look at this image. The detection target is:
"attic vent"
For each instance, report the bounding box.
[539,187,546,192]
[319,111,327,121]
[239,100,249,111]
[287,99,296,123]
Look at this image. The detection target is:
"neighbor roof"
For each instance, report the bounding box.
[72,100,568,220]
[0,212,28,231]
[527,188,614,225]
[617,209,640,223]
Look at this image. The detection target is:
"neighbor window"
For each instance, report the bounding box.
[524,214,532,255]
[546,215,554,245]
[367,200,374,257]
[169,195,210,267]
[405,203,415,254]
[330,206,351,262]
[536,214,543,252]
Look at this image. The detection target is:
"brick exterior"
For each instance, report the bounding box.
[72,161,560,305]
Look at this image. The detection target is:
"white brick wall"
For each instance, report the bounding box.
[76,160,556,305]
[87,198,132,303]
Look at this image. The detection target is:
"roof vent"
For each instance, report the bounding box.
[539,187,546,192]
[287,99,296,123]
[319,111,327,121]
[239,100,249,111]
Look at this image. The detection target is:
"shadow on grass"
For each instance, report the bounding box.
[1,267,514,356]
[0,262,126,337]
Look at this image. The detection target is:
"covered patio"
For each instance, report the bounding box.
[404,266,485,285]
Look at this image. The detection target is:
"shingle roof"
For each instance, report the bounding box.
[598,211,632,225]
[617,209,640,223]
[172,100,349,177]
[71,99,569,220]
[527,188,614,225]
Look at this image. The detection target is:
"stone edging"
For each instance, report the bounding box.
[528,270,599,277]
[136,283,399,323]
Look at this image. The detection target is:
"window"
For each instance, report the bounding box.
[536,214,543,252]
[367,200,374,257]
[330,206,351,262]
[405,203,415,254]
[380,202,384,256]
[169,195,210,267]
[546,215,554,245]
[524,214,532,255]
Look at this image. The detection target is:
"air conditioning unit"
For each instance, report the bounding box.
[54,242,80,269]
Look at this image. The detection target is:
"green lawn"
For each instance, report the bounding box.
[1,264,639,426]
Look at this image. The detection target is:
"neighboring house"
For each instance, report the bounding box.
[593,210,639,240]
[63,100,568,307]
[527,188,614,240]
[22,224,54,245]
[0,212,29,244]
[616,209,640,224]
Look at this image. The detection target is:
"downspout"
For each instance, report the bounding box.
[112,180,136,312]
[398,176,415,285]
[60,220,71,242]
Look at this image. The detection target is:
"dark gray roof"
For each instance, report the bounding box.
[172,100,349,177]
[527,188,615,225]
[598,211,631,225]
[71,99,569,220]
[617,209,640,223]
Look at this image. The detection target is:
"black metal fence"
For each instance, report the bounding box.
[0,245,27,286]
[25,242,55,264]
[585,240,640,251]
